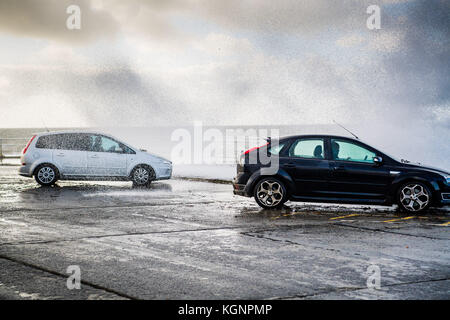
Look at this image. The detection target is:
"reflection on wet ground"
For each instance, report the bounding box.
[0,166,449,300]
[1,165,448,219]
[19,182,173,199]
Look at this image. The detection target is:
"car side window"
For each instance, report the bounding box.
[89,135,130,153]
[289,139,325,159]
[62,134,91,151]
[331,139,376,163]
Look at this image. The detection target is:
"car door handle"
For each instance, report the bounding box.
[56,153,65,157]
[332,165,345,171]
[90,155,98,158]
[284,163,296,168]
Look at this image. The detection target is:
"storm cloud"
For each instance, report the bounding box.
[0,0,448,133]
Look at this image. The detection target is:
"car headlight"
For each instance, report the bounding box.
[441,174,450,185]
[162,160,172,165]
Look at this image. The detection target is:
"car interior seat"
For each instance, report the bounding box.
[313,145,323,158]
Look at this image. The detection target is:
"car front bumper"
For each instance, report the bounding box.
[438,192,450,206]
[156,166,172,180]
[434,179,450,206]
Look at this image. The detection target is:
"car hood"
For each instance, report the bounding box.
[402,163,449,176]
[139,151,171,163]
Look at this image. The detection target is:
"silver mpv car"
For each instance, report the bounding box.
[19,131,172,186]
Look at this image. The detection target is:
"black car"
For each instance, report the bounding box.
[233,135,450,213]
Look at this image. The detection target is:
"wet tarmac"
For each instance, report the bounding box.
[0,166,449,300]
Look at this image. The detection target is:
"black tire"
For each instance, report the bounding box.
[131,165,155,187]
[253,177,288,209]
[34,164,59,186]
[397,181,432,214]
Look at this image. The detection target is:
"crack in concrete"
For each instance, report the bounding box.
[0,255,136,300]
[335,223,450,240]
[0,226,244,247]
[0,201,217,214]
[241,230,343,253]
[271,277,450,300]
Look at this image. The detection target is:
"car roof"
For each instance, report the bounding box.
[35,130,114,137]
[277,134,357,141]
[33,130,138,151]
[275,134,389,156]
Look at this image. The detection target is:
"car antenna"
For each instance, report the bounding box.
[40,118,50,132]
[333,120,359,140]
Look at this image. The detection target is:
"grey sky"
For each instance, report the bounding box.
[0,0,448,128]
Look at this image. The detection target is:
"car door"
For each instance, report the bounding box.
[327,138,390,201]
[87,135,128,177]
[280,138,331,197]
[52,133,88,176]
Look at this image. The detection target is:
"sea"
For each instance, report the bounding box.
[1,124,449,171]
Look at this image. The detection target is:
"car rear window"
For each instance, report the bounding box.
[35,135,61,149]
[268,143,285,155]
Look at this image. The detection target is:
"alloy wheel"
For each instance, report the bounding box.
[256,180,284,207]
[400,184,430,212]
[134,167,150,184]
[37,167,55,184]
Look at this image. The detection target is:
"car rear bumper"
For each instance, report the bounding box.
[233,174,252,197]
[233,171,252,197]
[233,182,249,196]
[18,164,32,177]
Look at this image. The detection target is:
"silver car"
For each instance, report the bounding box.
[19,131,172,186]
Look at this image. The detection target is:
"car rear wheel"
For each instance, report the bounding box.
[131,165,155,187]
[254,177,287,209]
[397,182,432,213]
[34,164,58,186]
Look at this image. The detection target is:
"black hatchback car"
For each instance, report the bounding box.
[233,135,450,213]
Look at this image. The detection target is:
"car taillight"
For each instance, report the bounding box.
[243,143,268,155]
[22,135,36,154]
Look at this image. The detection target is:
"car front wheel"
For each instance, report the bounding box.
[397,182,432,213]
[254,177,287,209]
[34,164,58,186]
[131,165,155,187]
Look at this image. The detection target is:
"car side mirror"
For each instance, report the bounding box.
[373,156,383,165]
[115,147,124,153]
[140,149,147,152]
